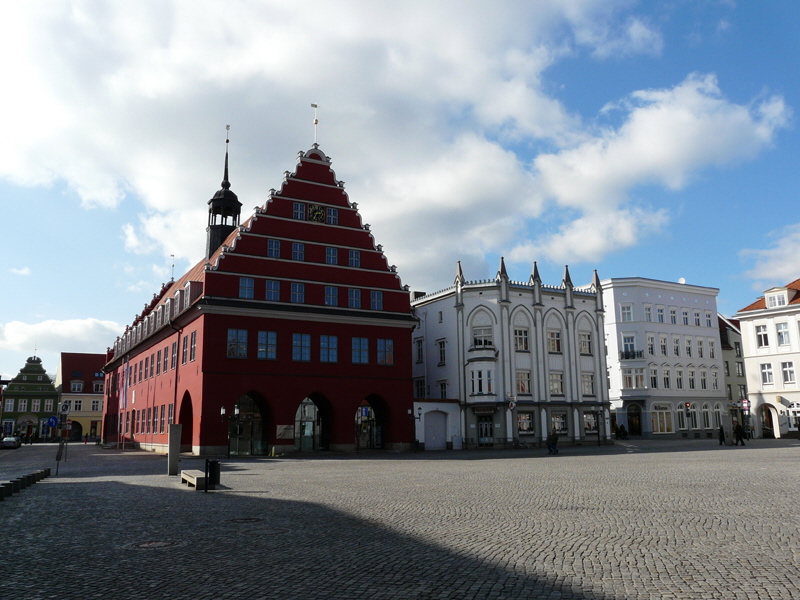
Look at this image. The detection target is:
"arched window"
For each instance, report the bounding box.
[689,403,699,429]
[702,403,711,429]
[714,403,723,428]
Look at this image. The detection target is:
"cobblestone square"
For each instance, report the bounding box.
[1,438,798,600]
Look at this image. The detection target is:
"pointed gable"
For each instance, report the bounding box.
[202,144,411,314]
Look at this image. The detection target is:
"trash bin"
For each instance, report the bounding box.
[206,459,221,486]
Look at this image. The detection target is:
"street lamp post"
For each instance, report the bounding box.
[219,406,231,458]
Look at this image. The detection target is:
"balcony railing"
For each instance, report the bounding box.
[619,350,644,360]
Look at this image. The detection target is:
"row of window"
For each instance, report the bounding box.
[69,381,104,393]
[759,361,796,386]
[622,367,719,391]
[517,412,602,435]
[635,335,717,359]
[292,202,338,224]
[266,238,361,267]
[726,383,748,401]
[3,398,57,413]
[464,328,594,354]
[226,329,395,365]
[622,305,715,328]
[466,370,596,396]
[651,402,726,434]
[755,322,798,348]
[239,277,384,310]
[116,283,199,355]
[119,404,174,436]
[125,331,197,388]
[724,361,745,378]
[10,374,46,384]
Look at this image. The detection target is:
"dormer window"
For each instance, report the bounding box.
[174,290,184,313]
[70,381,84,393]
[767,293,787,308]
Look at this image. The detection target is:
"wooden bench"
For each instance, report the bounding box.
[180,469,213,491]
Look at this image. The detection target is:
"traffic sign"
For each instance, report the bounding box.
[60,403,70,414]
[47,416,58,428]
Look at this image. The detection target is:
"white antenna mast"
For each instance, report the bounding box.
[311,103,319,144]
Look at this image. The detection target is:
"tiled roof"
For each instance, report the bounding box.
[738,277,800,312]
[59,353,106,384]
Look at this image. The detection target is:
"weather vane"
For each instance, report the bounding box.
[170,255,175,281]
[311,103,319,144]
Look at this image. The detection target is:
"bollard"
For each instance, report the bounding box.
[43,467,51,478]
[10,479,21,493]
[0,482,10,498]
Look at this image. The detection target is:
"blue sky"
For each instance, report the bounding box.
[1,1,798,379]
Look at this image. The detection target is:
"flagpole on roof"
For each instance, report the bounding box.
[311,103,319,144]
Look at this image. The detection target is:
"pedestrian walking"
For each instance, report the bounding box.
[719,424,725,445]
[733,420,746,446]
[84,433,89,444]
[546,428,559,455]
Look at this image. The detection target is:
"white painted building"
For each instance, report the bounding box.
[735,278,800,438]
[602,278,728,439]
[411,259,610,450]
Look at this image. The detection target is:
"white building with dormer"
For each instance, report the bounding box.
[410,259,610,450]
[602,277,727,439]
[736,277,800,438]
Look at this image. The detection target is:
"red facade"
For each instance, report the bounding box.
[103,145,415,454]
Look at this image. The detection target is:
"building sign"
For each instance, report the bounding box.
[275,425,294,439]
[472,406,496,415]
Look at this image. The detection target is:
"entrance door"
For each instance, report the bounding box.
[477,416,494,447]
[424,411,447,450]
[355,403,381,450]
[295,397,320,452]
[229,394,265,456]
[627,404,642,436]
[759,404,775,438]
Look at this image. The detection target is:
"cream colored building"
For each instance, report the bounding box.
[736,278,800,438]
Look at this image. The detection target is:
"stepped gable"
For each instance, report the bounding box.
[111,144,411,357]
[202,144,410,313]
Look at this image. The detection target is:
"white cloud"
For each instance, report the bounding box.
[740,223,800,291]
[510,207,669,265]
[580,16,664,59]
[0,318,123,354]
[9,267,31,276]
[512,73,791,264]
[0,2,790,297]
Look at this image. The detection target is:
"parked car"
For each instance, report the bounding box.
[1,436,21,449]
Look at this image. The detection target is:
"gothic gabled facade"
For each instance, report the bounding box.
[410,260,610,449]
[103,143,416,455]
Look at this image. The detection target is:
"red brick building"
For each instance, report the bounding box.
[103,143,415,455]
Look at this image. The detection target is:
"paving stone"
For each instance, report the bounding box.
[1,439,799,599]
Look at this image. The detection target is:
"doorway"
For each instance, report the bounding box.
[424,411,447,450]
[295,397,321,452]
[477,415,494,447]
[627,404,642,436]
[355,401,381,450]
[229,394,266,456]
